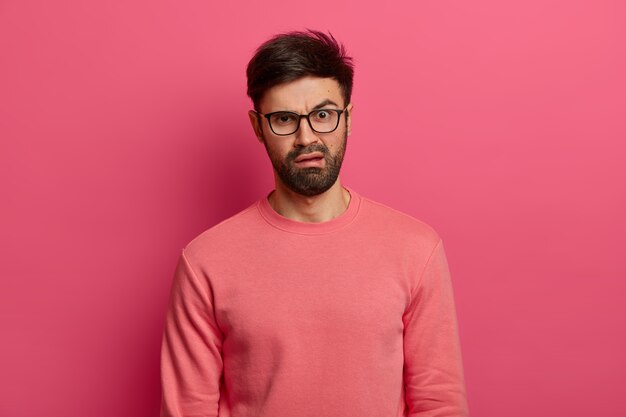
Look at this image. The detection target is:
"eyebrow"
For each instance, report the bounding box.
[312,99,340,110]
[266,99,340,114]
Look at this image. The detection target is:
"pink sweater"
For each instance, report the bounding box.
[160,187,469,416]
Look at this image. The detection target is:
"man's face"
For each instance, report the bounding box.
[249,76,352,197]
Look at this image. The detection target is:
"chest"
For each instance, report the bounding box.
[209,248,410,355]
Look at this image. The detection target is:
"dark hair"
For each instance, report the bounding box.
[246,29,354,111]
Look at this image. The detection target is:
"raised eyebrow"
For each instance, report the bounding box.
[268,99,339,114]
[312,99,339,110]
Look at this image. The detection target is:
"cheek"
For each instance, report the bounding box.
[327,134,345,150]
[267,142,290,158]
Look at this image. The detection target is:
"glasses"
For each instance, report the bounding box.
[256,107,348,136]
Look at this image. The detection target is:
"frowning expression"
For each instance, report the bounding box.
[248,76,353,196]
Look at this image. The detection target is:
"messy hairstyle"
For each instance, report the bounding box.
[246,29,354,111]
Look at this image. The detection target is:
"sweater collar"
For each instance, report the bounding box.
[257,186,361,235]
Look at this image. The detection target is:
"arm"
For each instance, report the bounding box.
[160,250,224,417]
[403,239,469,416]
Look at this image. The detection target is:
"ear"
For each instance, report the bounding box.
[345,103,353,136]
[248,110,264,143]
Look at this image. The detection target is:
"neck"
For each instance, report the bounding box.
[268,179,350,223]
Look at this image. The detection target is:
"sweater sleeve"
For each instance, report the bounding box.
[160,250,224,417]
[402,239,469,416]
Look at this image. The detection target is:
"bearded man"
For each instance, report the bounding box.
[160,30,469,417]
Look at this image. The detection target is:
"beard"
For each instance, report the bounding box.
[263,132,347,197]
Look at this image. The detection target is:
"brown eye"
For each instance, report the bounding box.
[311,110,337,125]
[271,112,298,126]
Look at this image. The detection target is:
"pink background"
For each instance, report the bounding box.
[1,0,625,416]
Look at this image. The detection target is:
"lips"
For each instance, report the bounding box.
[292,151,325,168]
[294,152,324,162]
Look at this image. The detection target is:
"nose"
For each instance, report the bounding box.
[293,116,320,147]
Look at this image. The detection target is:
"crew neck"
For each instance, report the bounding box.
[257,186,361,235]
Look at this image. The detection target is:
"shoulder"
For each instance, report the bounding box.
[182,199,262,261]
[357,191,442,247]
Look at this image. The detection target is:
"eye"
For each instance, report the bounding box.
[271,112,298,125]
[315,110,329,119]
[312,110,333,123]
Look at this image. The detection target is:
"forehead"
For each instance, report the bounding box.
[259,76,344,113]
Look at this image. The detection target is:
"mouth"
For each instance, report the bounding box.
[293,152,325,167]
[294,152,324,163]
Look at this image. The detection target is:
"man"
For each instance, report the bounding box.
[161,30,469,417]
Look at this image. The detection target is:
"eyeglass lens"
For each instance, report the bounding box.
[269,109,340,135]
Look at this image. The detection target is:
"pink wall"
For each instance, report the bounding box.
[1,1,625,416]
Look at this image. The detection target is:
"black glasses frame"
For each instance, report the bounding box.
[256,107,348,136]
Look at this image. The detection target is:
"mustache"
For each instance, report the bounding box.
[286,144,329,162]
